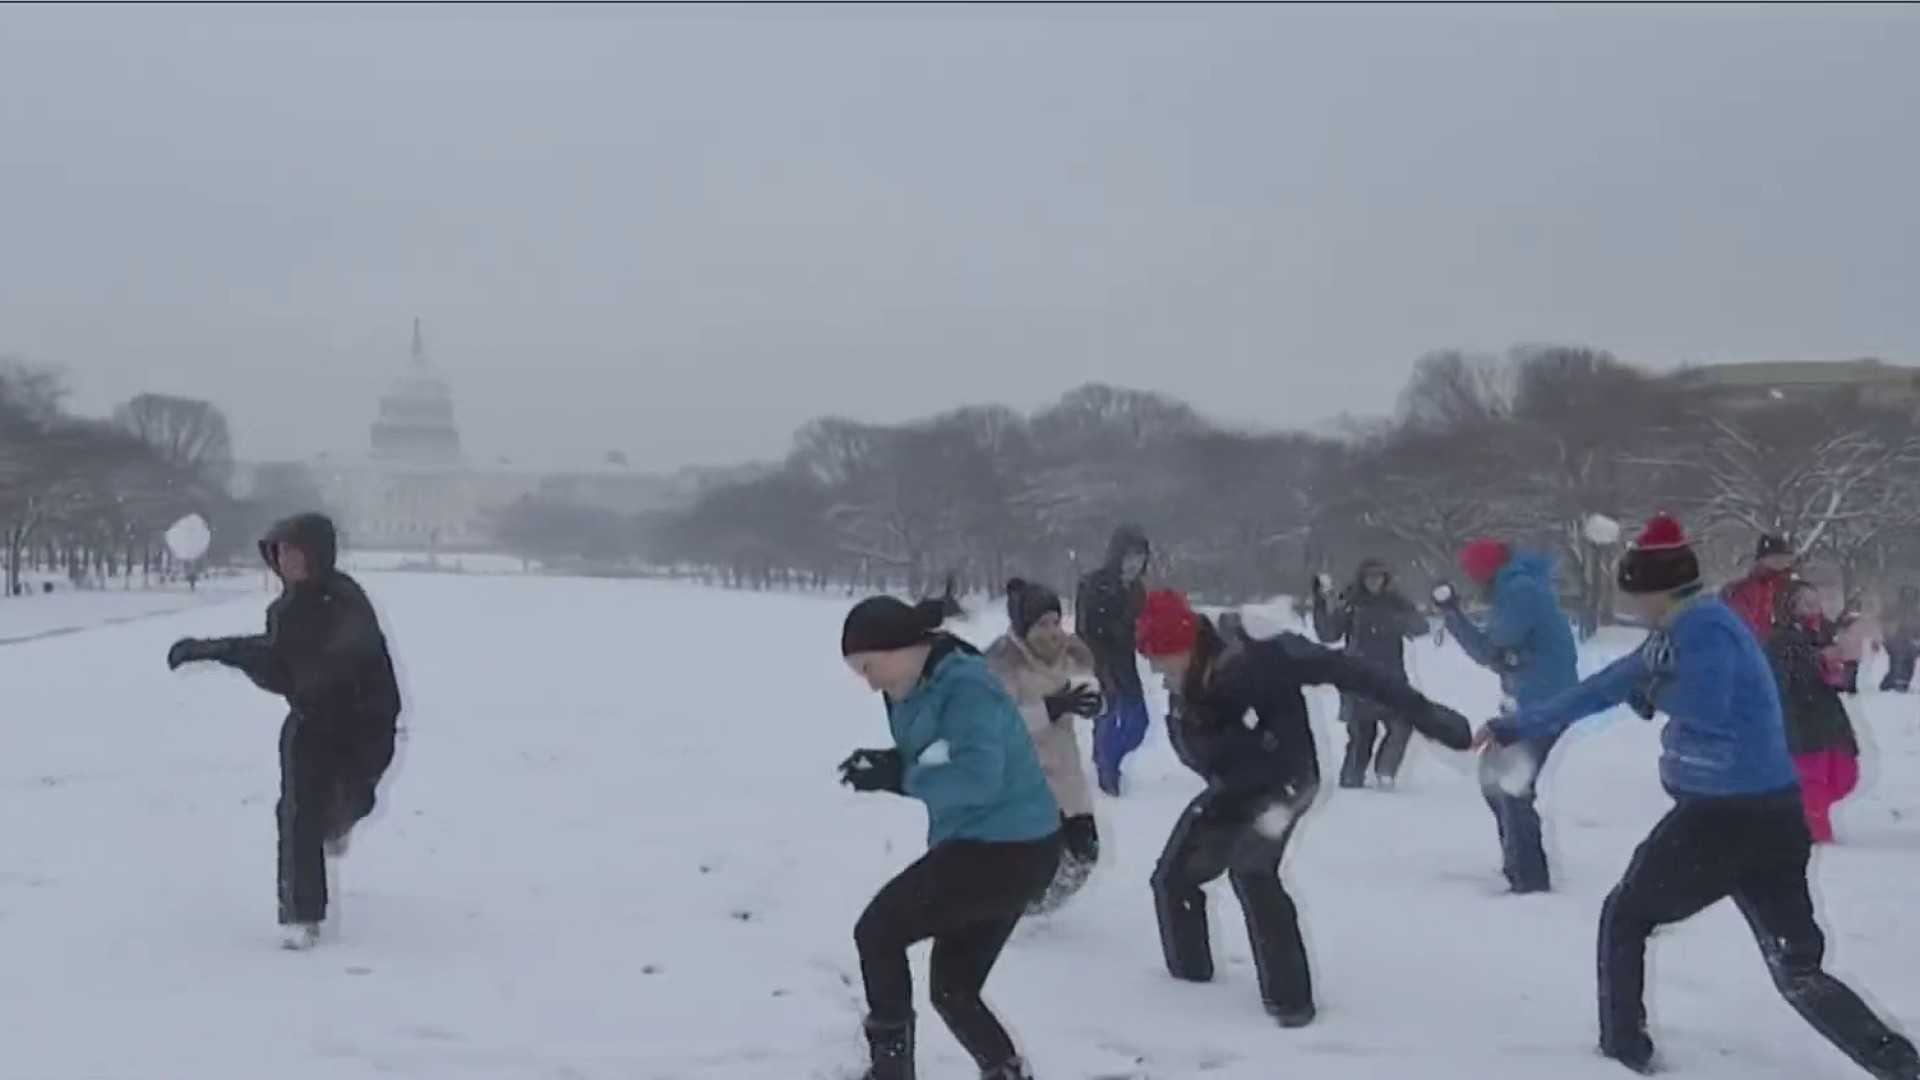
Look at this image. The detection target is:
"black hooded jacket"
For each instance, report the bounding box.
[1312,559,1427,674]
[1169,620,1467,798]
[221,514,402,730]
[1075,526,1150,698]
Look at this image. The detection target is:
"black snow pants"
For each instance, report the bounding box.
[1599,789,1920,1076]
[1152,785,1317,1016]
[278,712,396,926]
[855,834,1060,1069]
[1338,697,1412,787]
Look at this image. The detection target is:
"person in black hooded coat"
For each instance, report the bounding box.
[1312,558,1429,789]
[1075,525,1152,795]
[167,513,402,947]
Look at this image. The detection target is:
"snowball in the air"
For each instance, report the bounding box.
[165,514,213,562]
[918,740,952,767]
[1584,513,1622,546]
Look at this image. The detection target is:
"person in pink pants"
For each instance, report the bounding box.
[1767,583,1861,843]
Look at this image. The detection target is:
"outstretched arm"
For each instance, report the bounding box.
[1492,649,1646,744]
[1275,634,1471,749]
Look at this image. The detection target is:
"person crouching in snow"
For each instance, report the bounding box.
[165,513,402,950]
[984,578,1104,915]
[838,594,1062,1080]
[1134,589,1472,1028]
[1476,514,1919,1079]
[1770,581,1861,844]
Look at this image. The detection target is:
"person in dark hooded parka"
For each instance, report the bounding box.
[1075,525,1152,795]
[1312,558,1429,789]
[166,513,402,949]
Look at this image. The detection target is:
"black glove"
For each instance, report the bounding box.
[1414,700,1474,751]
[1044,683,1102,722]
[1431,582,1460,611]
[838,748,904,794]
[166,637,229,671]
[1628,683,1660,720]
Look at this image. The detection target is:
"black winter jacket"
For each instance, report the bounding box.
[215,514,402,732]
[1766,619,1857,756]
[1312,560,1427,674]
[1170,623,1466,798]
[1075,525,1149,699]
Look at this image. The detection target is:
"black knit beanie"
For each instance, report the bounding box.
[1617,513,1702,596]
[841,595,947,656]
[1006,578,1063,640]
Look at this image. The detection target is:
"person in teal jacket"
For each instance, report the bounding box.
[838,594,1061,1080]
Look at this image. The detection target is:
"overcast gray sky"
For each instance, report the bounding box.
[3,3,1917,470]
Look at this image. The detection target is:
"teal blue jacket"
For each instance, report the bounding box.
[887,637,1061,846]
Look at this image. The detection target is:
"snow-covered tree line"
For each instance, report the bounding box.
[652,346,1920,621]
[0,359,249,595]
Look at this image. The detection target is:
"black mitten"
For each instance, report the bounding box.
[1044,683,1102,722]
[838,748,905,794]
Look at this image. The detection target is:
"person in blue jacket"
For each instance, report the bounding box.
[1435,539,1579,893]
[1478,515,1920,1080]
[838,594,1062,1080]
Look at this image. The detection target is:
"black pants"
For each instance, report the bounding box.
[278,713,396,925]
[1882,643,1917,691]
[1339,697,1411,787]
[1152,786,1315,1014]
[1599,791,1918,1075]
[855,835,1060,1068]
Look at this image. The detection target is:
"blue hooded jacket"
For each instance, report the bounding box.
[1444,551,1580,709]
[885,638,1062,847]
[1491,596,1799,799]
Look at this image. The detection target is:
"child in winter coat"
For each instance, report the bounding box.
[985,579,1103,914]
[838,595,1061,1080]
[1770,583,1861,843]
[1481,515,1918,1079]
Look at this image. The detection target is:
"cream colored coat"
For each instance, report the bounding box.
[984,632,1098,819]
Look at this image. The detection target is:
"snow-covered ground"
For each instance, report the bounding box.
[2,575,1916,1079]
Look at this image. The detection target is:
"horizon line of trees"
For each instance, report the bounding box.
[0,358,314,597]
[648,345,1920,634]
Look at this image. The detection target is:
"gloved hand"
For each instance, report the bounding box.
[1628,682,1659,720]
[1472,716,1519,750]
[1431,582,1460,610]
[837,748,904,794]
[1044,683,1102,722]
[166,638,229,671]
[1415,700,1475,751]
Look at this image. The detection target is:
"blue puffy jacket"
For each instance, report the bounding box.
[886,637,1062,846]
[1491,597,1799,799]
[1444,551,1580,709]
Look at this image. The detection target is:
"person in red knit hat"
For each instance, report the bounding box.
[1133,588,1473,1027]
[1477,514,1919,1079]
[1434,536,1581,894]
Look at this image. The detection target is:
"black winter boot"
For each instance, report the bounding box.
[1265,1002,1316,1029]
[980,1059,1033,1080]
[861,1016,915,1080]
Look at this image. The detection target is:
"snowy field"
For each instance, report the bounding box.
[2,574,1917,1080]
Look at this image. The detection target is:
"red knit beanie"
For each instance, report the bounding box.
[1458,539,1511,584]
[1136,589,1199,657]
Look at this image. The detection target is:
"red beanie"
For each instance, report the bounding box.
[1136,589,1199,657]
[1458,539,1511,584]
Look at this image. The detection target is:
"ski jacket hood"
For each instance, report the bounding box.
[259,513,339,577]
[1102,525,1150,574]
[885,635,1061,847]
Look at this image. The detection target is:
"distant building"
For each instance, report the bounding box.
[1670,358,1920,414]
[241,320,700,553]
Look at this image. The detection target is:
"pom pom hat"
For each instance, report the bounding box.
[1617,513,1703,595]
[1459,539,1512,584]
[1136,589,1200,657]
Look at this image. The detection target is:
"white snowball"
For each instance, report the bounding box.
[164,514,212,562]
[1584,513,1622,546]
